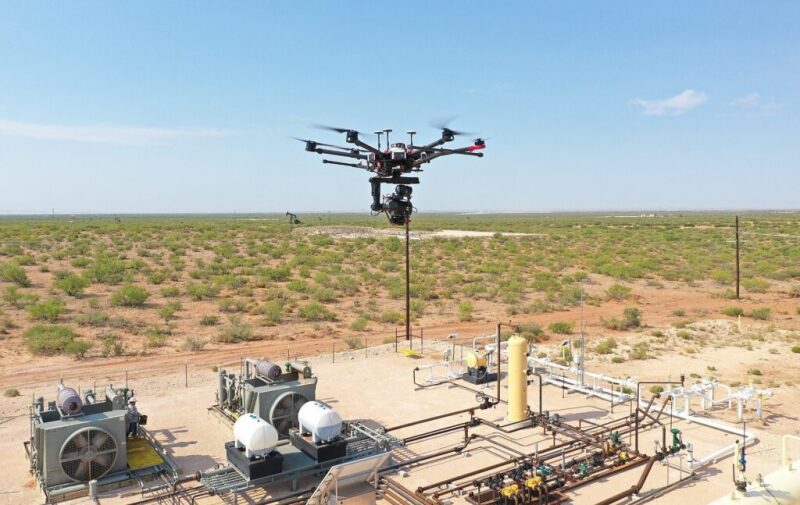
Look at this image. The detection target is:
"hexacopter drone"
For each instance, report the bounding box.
[295,123,486,225]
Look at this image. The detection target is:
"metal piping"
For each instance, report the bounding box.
[594,454,662,505]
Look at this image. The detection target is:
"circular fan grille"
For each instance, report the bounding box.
[59,427,118,482]
[269,392,307,436]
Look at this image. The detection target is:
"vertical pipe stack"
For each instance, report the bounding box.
[507,335,528,422]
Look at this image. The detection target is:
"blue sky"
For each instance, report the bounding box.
[0,2,798,214]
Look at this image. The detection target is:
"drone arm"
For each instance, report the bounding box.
[314,147,368,160]
[410,148,483,168]
[322,159,369,169]
[349,137,382,156]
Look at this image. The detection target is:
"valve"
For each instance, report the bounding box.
[501,484,519,498]
[525,476,543,489]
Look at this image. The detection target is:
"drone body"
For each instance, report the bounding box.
[297,125,486,224]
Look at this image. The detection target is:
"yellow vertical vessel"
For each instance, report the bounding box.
[507,335,528,422]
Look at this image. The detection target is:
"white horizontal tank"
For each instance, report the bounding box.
[233,413,278,458]
[298,401,342,444]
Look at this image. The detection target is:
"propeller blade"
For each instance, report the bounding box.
[430,116,476,136]
[312,124,364,135]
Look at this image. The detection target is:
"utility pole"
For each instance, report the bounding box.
[735,215,740,300]
[579,281,585,387]
[405,217,411,343]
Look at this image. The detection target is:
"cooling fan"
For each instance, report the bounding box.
[269,392,308,436]
[59,427,118,482]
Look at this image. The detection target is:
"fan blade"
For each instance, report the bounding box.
[94,452,113,468]
[73,432,89,449]
[76,460,91,481]
[91,431,109,449]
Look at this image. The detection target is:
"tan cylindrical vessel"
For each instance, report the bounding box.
[507,335,528,422]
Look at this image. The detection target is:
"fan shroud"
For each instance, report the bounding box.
[59,427,118,482]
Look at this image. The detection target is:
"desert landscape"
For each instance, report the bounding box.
[1,213,800,504]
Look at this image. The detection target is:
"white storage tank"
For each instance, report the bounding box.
[233,413,279,458]
[298,401,342,444]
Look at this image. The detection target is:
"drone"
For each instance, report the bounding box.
[295,123,486,225]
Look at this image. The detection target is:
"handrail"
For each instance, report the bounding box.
[783,434,800,470]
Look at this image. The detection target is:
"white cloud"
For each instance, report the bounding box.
[0,119,233,145]
[731,92,761,109]
[730,92,781,116]
[630,89,708,116]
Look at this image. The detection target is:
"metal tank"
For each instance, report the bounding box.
[254,359,282,380]
[298,401,342,444]
[506,335,528,422]
[57,385,82,416]
[233,414,279,458]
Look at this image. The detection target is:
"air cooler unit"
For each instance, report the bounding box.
[35,411,128,487]
[243,378,317,437]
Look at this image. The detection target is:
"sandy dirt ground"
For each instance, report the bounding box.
[2,316,799,505]
[2,276,798,393]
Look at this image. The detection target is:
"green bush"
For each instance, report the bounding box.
[182,336,206,352]
[611,356,625,363]
[0,262,30,287]
[721,306,745,317]
[216,316,256,343]
[595,338,618,355]
[101,334,124,357]
[548,322,574,335]
[606,284,632,301]
[649,385,664,394]
[458,301,474,322]
[380,311,404,324]
[518,323,545,342]
[349,317,369,331]
[87,254,126,284]
[186,282,219,300]
[111,284,150,307]
[629,342,649,360]
[200,314,220,326]
[146,329,168,348]
[298,302,336,322]
[747,368,762,376]
[219,298,248,313]
[623,308,641,328]
[54,273,89,296]
[27,298,66,321]
[749,307,771,320]
[791,346,800,354]
[65,339,93,359]
[742,278,770,293]
[3,285,38,308]
[76,310,110,327]
[160,286,181,297]
[159,301,182,321]
[344,337,365,350]
[672,308,685,317]
[24,325,77,355]
[4,388,20,398]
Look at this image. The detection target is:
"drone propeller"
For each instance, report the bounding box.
[312,124,365,135]
[430,117,476,137]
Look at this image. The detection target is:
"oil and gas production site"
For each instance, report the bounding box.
[17,323,800,505]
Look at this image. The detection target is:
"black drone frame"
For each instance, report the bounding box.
[296,125,485,224]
